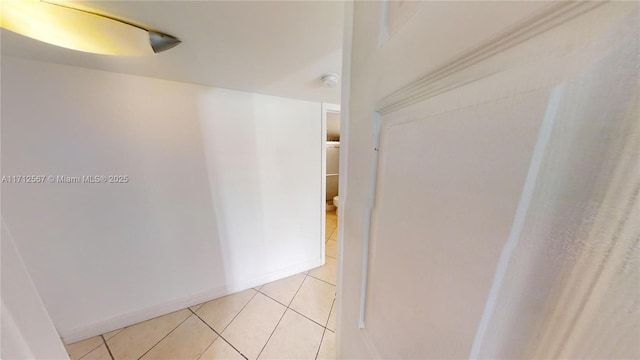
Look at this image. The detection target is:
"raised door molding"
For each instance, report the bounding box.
[376,1,604,115]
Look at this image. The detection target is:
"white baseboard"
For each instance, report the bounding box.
[60,257,323,344]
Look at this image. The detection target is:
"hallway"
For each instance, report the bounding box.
[64,211,339,360]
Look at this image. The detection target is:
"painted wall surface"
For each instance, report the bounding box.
[1,220,69,360]
[1,56,323,343]
[339,1,638,358]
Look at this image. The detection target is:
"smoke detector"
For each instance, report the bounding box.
[321,73,339,88]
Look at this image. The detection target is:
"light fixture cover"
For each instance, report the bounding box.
[0,0,180,56]
[148,31,181,54]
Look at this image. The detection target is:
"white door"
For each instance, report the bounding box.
[337,1,639,358]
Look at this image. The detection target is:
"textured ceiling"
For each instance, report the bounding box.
[0,1,344,103]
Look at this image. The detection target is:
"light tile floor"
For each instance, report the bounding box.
[65,211,339,360]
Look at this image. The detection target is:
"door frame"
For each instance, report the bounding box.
[334,1,354,355]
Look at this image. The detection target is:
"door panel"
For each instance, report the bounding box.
[339,1,639,358]
[366,90,550,358]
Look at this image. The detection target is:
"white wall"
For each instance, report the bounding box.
[1,220,69,360]
[1,56,324,343]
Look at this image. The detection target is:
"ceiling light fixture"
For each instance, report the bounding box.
[0,0,181,55]
[321,73,339,88]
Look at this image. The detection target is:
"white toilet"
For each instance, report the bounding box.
[333,195,339,215]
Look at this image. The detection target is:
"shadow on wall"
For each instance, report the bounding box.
[0,56,324,344]
[197,88,324,286]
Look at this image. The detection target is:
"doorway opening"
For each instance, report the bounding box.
[322,103,341,260]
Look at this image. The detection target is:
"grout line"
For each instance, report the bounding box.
[194,336,217,360]
[326,229,336,241]
[255,305,288,359]
[190,289,259,359]
[315,230,337,359]
[189,312,220,360]
[75,339,104,360]
[258,289,291,308]
[101,335,115,360]
[316,294,338,359]
[190,309,248,360]
[307,273,337,287]
[174,269,334,360]
[288,307,330,329]
[104,328,123,341]
[325,299,336,328]
[189,303,204,313]
[284,275,333,329]
[136,313,192,360]
[256,273,309,359]
[287,275,307,309]
[326,244,337,260]
[256,275,306,309]
[315,328,327,360]
[218,289,260,333]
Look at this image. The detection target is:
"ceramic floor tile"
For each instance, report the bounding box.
[258,310,324,360]
[107,309,191,360]
[222,292,286,359]
[103,328,123,341]
[325,228,335,240]
[82,268,336,360]
[196,289,256,332]
[326,240,337,259]
[327,299,336,331]
[82,343,112,360]
[200,338,245,360]
[317,330,336,360]
[308,257,337,285]
[289,276,335,326]
[189,303,204,312]
[65,336,104,360]
[260,273,305,306]
[140,315,216,360]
